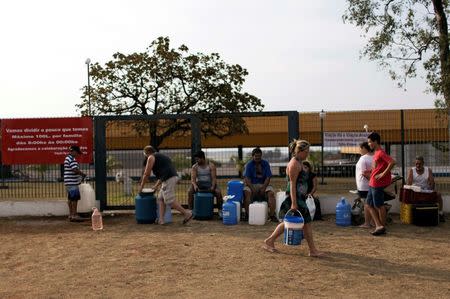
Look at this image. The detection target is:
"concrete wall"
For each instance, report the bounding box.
[0,196,448,217]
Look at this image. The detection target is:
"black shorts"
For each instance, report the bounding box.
[358,190,368,199]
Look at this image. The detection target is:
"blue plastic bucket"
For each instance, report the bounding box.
[227,180,244,203]
[193,192,214,220]
[135,192,157,224]
[283,210,304,246]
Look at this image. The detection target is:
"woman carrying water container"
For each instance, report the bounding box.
[263,139,325,257]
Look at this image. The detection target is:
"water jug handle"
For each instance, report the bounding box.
[286,209,303,218]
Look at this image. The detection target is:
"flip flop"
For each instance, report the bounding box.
[309,251,326,258]
[182,213,193,224]
[262,244,278,253]
[371,227,386,236]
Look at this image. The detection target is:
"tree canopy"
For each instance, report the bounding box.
[343,0,450,110]
[78,37,264,147]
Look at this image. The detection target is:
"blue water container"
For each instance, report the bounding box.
[336,197,351,227]
[135,191,157,224]
[156,203,172,223]
[222,200,237,225]
[283,210,304,246]
[227,180,244,203]
[193,192,214,220]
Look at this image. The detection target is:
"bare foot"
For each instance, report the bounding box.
[359,223,372,228]
[309,251,326,258]
[262,239,278,253]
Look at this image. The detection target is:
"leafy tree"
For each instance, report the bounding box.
[78,37,264,148]
[343,0,450,110]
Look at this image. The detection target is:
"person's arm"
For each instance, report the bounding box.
[406,168,413,185]
[260,161,272,195]
[428,168,436,190]
[288,161,300,211]
[139,155,155,191]
[375,156,396,181]
[210,162,218,191]
[243,163,255,193]
[191,164,198,191]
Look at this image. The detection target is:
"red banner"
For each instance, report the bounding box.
[1,117,93,164]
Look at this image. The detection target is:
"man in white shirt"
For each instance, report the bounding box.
[407,156,444,222]
[355,142,373,227]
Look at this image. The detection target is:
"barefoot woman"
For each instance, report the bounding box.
[263,139,324,257]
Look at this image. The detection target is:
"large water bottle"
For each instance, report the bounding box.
[222,200,237,225]
[91,207,103,231]
[336,197,351,227]
[156,203,172,223]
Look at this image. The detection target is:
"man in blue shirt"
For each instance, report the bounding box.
[243,147,277,222]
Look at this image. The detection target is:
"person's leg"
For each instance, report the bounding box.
[360,203,373,227]
[187,185,195,210]
[303,223,325,257]
[214,187,223,212]
[243,187,252,219]
[366,187,384,230]
[266,189,276,218]
[263,222,285,252]
[378,205,387,226]
[370,187,386,234]
[158,194,166,225]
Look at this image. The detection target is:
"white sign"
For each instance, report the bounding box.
[324,132,369,147]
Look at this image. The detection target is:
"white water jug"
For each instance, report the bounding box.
[78,182,98,213]
[249,202,268,225]
[276,191,286,221]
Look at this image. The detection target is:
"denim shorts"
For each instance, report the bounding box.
[66,185,81,201]
[366,186,385,208]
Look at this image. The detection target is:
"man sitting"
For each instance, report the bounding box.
[243,147,277,222]
[188,150,223,217]
[406,156,445,222]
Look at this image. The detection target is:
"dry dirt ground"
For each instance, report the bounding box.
[1,213,449,299]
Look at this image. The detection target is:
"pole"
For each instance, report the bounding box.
[87,62,91,116]
[320,116,325,184]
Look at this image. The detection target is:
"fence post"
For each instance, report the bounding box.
[190,115,201,165]
[94,117,107,211]
[238,145,243,178]
[400,109,405,184]
[287,111,299,143]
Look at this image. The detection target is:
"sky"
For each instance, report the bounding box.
[0,0,437,119]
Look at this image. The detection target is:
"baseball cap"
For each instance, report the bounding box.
[69,145,82,154]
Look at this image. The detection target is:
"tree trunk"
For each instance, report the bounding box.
[432,0,450,110]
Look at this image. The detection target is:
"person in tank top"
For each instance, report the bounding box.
[188,150,223,217]
[140,145,193,225]
[407,156,444,221]
[263,139,325,257]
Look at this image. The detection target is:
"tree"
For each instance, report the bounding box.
[78,37,264,148]
[343,0,450,110]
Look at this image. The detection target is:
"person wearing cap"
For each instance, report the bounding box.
[64,146,86,222]
[188,150,223,218]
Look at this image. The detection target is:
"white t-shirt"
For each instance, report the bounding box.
[355,154,373,191]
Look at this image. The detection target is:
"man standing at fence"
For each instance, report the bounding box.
[64,145,86,222]
[366,132,396,236]
[140,145,193,225]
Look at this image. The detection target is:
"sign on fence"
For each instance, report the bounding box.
[324,132,369,147]
[1,117,93,164]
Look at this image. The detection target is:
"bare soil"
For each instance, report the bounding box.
[1,213,449,299]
